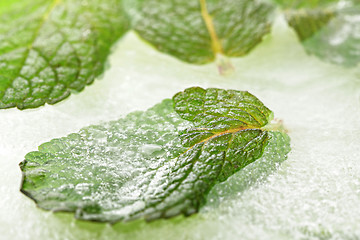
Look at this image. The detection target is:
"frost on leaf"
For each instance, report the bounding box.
[0,0,129,109]
[277,0,360,67]
[20,87,290,223]
[0,0,276,110]
[128,0,274,65]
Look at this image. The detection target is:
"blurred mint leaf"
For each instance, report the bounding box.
[274,0,338,9]
[0,0,277,109]
[20,87,290,223]
[300,4,360,67]
[127,0,274,68]
[276,0,360,67]
[0,0,129,109]
[285,9,336,41]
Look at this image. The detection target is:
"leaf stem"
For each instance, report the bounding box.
[215,54,234,76]
[199,0,235,75]
[199,0,223,55]
[261,118,288,133]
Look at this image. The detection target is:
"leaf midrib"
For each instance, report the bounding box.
[199,0,223,56]
[179,124,263,162]
[142,125,265,217]
[198,125,260,145]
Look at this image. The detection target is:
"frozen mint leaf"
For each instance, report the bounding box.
[127,0,274,69]
[173,87,273,130]
[20,87,290,223]
[0,0,129,109]
[274,0,338,41]
[205,130,290,208]
[285,9,336,41]
[277,0,360,67]
[300,5,360,67]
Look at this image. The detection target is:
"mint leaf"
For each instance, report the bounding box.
[277,0,360,67]
[128,0,274,66]
[0,0,129,109]
[174,87,273,129]
[0,0,276,109]
[274,0,338,9]
[274,0,337,41]
[301,5,360,67]
[20,87,290,223]
[0,0,22,15]
[285,9,335,41]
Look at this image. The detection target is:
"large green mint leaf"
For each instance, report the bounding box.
[0,0,129,109]
[277,0,360,67]
[127,0,274,67]
[20,87,290,223]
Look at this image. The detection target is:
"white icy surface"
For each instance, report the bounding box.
[1,16,360,239]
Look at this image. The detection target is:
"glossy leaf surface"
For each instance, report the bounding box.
[20,87,290,222]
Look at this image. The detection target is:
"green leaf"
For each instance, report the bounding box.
[274,0,338,41]
[301,5,360,67]
[274,0,338,9]
[128,0,274,65]
[20,87,290,223]
[0,0,276,109]
[285,9,336,41]
[0,0,129,109]
[277,0,360,67]
[0,0,22,15]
